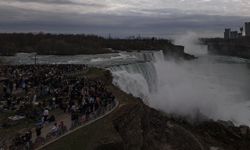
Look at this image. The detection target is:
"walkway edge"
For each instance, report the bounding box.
[36,100,119,150]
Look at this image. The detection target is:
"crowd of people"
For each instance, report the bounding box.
[9,130,32,150]
[0,64,116,150]
[0,65,87,114]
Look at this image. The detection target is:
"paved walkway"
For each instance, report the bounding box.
[31,113,71,142]
[35,100,119,150]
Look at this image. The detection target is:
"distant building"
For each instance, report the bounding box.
[240,27,243,34]
[224,28,231,39]
[245,22,250,36]
[230,31,238,39]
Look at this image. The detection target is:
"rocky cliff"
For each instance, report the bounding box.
[202,37,250,59]
[163,45,197,60]
[111,98,250,150]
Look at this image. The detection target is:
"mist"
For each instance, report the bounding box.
[149,33,250,125]
[111,33,250,126]
[149,57,250,125]
[173,31,208,56]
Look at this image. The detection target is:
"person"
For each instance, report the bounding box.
[32,94,37,104]
[71,110,76,128]
[58,121,67,135]
[43,108,49,123]
[71,104,76,113]
[48,115,55,123]
[24,130,32,149]
[50,123,58,136]
[35,124,43,137]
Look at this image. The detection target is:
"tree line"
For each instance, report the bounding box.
[0,33,173,56]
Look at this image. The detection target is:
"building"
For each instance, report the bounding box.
[230,31,238,39]
[245,22,250,36]
[224,28,231,39]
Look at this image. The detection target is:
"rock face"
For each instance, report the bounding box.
[111,99,250,150]
[163,45,197,60]
[207,42,250,59]
[202,37,250,59]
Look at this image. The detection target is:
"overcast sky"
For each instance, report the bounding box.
[0,0,250,37]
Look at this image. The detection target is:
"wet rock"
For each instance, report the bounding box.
[112,97,250,150]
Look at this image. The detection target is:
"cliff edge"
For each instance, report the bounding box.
[201,37,250,59]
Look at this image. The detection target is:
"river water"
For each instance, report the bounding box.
[1,50,250,126]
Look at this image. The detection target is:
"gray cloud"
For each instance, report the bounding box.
[9,0,106,7]
[0,0,249,37]
[15,0,75,4]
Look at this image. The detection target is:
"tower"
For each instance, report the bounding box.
[224,28,231,39]
[245,22,250,36]
[240,27,243,34]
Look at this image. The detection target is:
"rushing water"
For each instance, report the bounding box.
[110,51,250,126]
[2,50,250,126]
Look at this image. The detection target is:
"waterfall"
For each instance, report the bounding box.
[131,50,165,62]
[110,61,157,99]
[109,51,164,103]
[109,50,250,126]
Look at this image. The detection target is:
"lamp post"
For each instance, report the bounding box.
[34,53,37,65]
